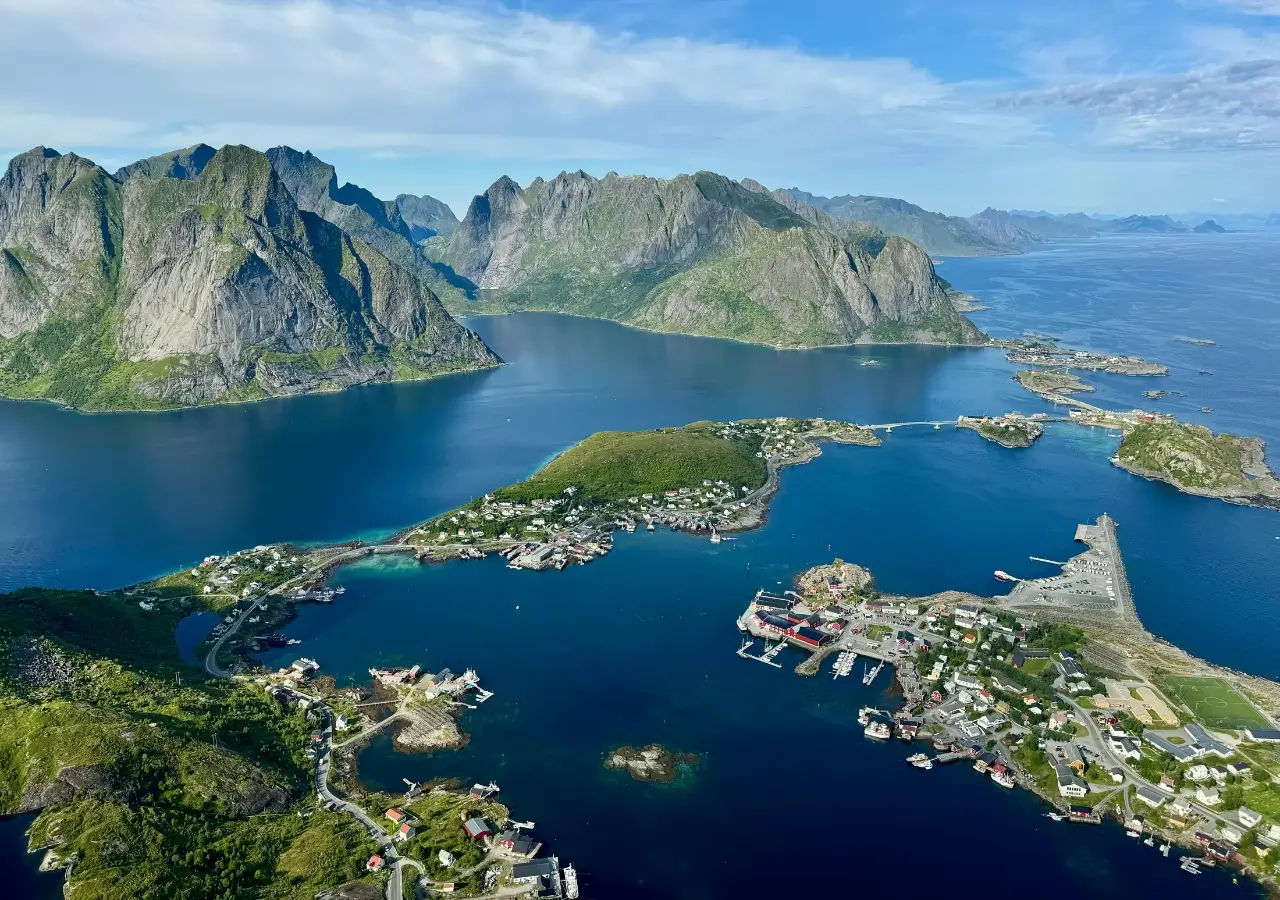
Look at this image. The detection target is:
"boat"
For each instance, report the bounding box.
[862,660,885,686]
[709,528,722,544]
[1143,836,1154,847]
[864,719,893,740]
[1044,813,1064,822]
[994,570,1017,582]
[1126,828,1141,838]
[563,864,580,900]
[906,752,930,766]
[646,521,655,532]
[1180,857,1201,874]
[857,706,887,726]
[990,768,1015,788]
[1200,407,1213,413]
[1161,843,1171,857]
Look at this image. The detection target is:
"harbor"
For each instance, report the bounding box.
[727,516,1280,889]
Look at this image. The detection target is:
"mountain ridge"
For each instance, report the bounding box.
[440,169,983,347]
[0,144,498,410]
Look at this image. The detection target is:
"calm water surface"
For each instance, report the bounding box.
[2,234,1278,897]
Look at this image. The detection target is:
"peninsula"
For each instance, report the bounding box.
[736,516,1280,893]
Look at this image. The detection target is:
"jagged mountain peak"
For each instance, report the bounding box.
[115,143,216,182]
[0,143,497,409]
[441,166,981,348]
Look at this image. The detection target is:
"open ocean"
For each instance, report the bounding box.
[3,233,1278,897]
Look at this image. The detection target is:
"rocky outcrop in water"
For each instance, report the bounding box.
[0,144,498,409]
[442,170,983,347]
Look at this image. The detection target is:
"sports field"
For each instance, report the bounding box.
[1156,675,1272,730]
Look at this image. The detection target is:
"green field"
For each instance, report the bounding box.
[496,424,767,504]
[1156,675,1272,730]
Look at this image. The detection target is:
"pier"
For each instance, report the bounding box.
[737,638,784,668]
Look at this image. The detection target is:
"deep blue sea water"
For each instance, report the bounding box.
[2,234,1278,896]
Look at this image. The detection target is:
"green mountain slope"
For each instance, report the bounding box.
[782,188,1012,257]
[0,585,378,899]
[440,170,983,347]
[0,145,497,410]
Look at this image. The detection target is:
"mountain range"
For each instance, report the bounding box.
[435,170,982,347]
[0,144,497,410]
[1,144,1004,410]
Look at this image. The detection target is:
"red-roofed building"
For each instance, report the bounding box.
[367,855,385,873]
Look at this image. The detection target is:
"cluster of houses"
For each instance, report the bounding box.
[191,545,304,598]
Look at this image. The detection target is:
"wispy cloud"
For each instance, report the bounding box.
[1210,0,1280,15]
[0,0,996,164]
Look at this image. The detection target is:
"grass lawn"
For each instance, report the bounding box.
[1155,675,1272,730]
[1022,657,1051,677]
[1241,783,1280,821]
[496,424,767,504]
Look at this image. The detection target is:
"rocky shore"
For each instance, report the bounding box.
[604,744,699,783]
[957,414,1044,448]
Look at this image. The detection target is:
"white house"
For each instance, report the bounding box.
[1196,785,1222,806]
[1186,764,1211,783]
[1239,807,1263,829]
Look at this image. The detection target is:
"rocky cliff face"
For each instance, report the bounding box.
[265,147,468,303]
[0,145,497,410]
[396,193,459,240]
[444,169,982,346]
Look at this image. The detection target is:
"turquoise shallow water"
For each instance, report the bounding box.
[2,233,1279,896]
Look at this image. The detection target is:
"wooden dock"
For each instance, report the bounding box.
[737,639,784,668]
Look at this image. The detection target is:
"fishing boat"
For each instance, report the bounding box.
[1044,813,1065,822]
[562,865,580,899]
[864,719,893,740]
[906,753,930,766]
[1180,857,1201,875]
[857,706,888,726]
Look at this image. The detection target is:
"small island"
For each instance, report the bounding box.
[958,414,1044,448]
[1005,346,1168,376]
[604,744,699,783]
[1015,369,1095,396]
[1114,422,1280,509]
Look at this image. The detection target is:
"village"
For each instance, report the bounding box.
[248,654,582,899]
[406,417,881,570]
[735,516,1280,886]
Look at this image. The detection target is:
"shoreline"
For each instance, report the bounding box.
[454,306,990,352]
[0,356,504,417]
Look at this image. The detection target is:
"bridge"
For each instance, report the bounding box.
[864,420,955,432]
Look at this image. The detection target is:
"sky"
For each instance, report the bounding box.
[1,0,1279,216]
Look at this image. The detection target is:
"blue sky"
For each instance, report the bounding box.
[2,0,1278,216]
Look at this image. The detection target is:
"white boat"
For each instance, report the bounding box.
[1143,836,1154,847]
[563,864,580,899]
[709,529,721,544]
[990,769,1015,788]
[1044,813,1064,822]
[906,752,930,765]
[864,720,892,740]
[1160,843,1171,857]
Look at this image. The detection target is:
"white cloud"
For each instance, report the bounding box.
[0,0,993,166]
[1211,0,1280,14]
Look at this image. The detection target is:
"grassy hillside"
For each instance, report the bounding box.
[498,424,767,504]
[1116,423,1254,491]
[0,586,379,899]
